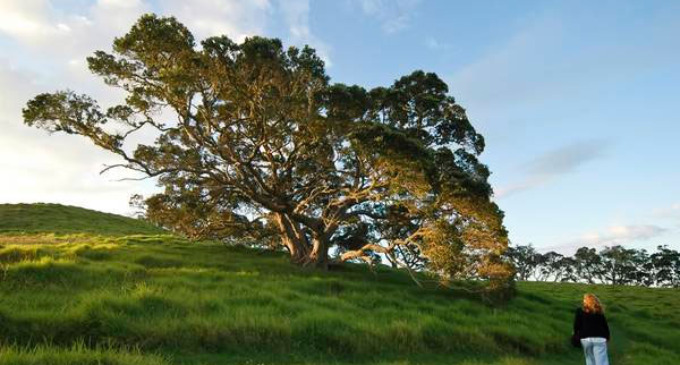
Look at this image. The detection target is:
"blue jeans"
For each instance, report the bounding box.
[580,337,610,365]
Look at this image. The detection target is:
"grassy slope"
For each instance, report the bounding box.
[0,204,678,365]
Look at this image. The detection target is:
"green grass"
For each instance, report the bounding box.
[0,204,678,364]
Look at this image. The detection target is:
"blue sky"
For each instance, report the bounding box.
[1,0,679,253]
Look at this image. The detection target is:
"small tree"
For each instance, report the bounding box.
[23,15,512,287]
[600,245,637,285]
[649,245,680,287]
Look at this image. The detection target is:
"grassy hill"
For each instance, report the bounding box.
[0,204,678,365]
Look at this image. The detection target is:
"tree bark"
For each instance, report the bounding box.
[274,213,330,268]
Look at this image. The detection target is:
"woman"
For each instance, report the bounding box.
[573,293,611,365]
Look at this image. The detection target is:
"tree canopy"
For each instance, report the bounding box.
[23,14,511,288]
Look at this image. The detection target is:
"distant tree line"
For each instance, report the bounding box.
[505,244,680,287]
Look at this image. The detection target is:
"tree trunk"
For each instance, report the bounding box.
[308,236,330,269]
[275,213,308,263]
[274,213,330,269]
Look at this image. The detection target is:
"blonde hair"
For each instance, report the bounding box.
[583,293,604,314]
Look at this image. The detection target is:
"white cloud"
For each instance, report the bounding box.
[579,224,667,247]
[158,0,271,42]
[0,1,66,42]
[494,178,545,200]
[354,0,421,33]
[541,224,669,254]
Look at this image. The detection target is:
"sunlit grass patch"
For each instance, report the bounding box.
[0,245,48,264]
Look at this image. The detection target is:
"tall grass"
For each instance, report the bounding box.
[0,204,678,364]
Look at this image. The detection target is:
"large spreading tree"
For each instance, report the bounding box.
[23,15,511,286]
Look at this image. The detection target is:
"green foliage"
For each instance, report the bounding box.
[0,205,678,364]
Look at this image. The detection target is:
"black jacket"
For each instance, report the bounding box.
[573,308,610,340]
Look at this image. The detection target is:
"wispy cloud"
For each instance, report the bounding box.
[354,0,421,33]
[425,37,449,50]
[581,224,668,246]
[496,140,608,198]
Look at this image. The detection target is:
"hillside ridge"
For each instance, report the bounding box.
[0,203,163,235]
